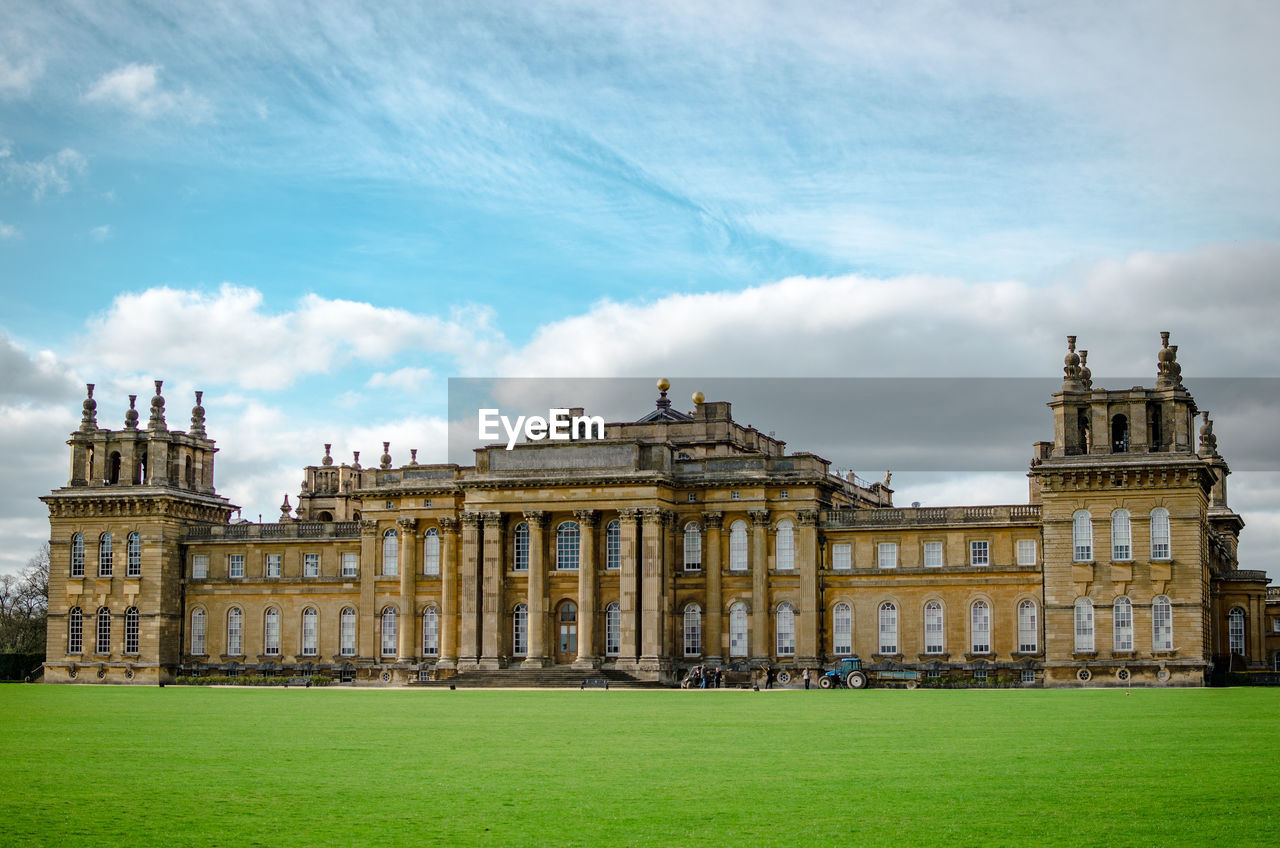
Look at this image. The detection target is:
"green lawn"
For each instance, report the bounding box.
[1,685,1277,847]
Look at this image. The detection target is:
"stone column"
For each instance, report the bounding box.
[618,508,641,665]
[480,511,505,669]
[573,510,599,667]
[438,517,459,668]
[458,512,481,668]
[358,519,380,659]
[750,509,771,661]
[796,509,820,664]
[397,517,419,661]
[640,508,668,668]
[703,511,724,664]
[523,510,548,668]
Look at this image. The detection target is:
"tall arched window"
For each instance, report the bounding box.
[878,602,898,654]
[94,607,111,653]
[108,451,122,484]
[1113,597,1134,651]
[264,608,280,655]
[1073,510,1093,562]
[1111,414,1129,453]
[190,609,206,655]
[833,602,852,654]
[924,601,944,654]
[1073,598,1094,652]
[227,608,243,655]
[382,529,399,576]
[301,608,318,656]
[98,532,113,577]
[423,529,441,576]
[776,603,796,656]
[684,604,703,656]
[729,521,748,571]
[1152,596,1173,651]
[423,607,440,656]
[605,520,621,570]
[68,607,83,653]
[513,522,529,571]
[1229,607,1246,655]
[126,532,142,577]
[556,521,580,570]
[605,603,621,655]
[340,607,357,656]
[1018,600,1038,653]
[775,520,795,570]
[1110,510,1132,561]
[1150,508,1171,560]
[380,607,397,657]
[70,533,85,577]
[123,606,139,654]
[513,604,529,656]
[683,523,702,571]
[970,600,991,653]
[729,603,748,657]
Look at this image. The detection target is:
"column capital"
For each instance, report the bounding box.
[749,508,771,527]
[522,509,548,527]
[437,516,459,535]
[359,519,381,537]
[460,511,482,528]
[396,516,419,534]
[572,509,599,528]
[481,510,504,528]
[618,507,642,521]
[797,508,820,526]
[640,507,670,526]
[702,510,724,530]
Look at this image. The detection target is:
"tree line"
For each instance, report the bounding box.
[1,543,48,655]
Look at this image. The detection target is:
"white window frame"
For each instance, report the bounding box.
[301,608,318,656]
[68,606,83,654]
[381,607,397,657]
[684,605,702,656]
[924,601,944,654]
[1152,596,1173,651]
[266,553,282,578]
[729,602,748,657]
[512,604,528,656]
[832,543,852,571]
[1016,539,1037,567]
[970,541,989,567]
[878,602,898,654]
[341,552,358,578]
[229,554,244,579]
[1074,598,1094,652]
[71,533,85,577]
[423,607,440,656]
[1228,607,1246,655]
[776,603,796,657]
[126,532,142,577]
[1113,596,1134,651]
[1111,509,1132,562]
[555,521,580,570]
[970,600,991,653]
[190,608,206,655]
[125,607,140,654]
[729,521,748,571]
[877,542,898,570]
[227,608,243,656]
[833,602,852,654]
[382,530,399,576]
[1073,510,1093,562]
[191,554,208,579]
[304,553,320,578]
[1150,508,1171,560]
[423,529,441,576]
[339,607,356,656]
[513,522,529,571]
[605,603,620,656]
[98,533,113,578]
[605,520,621,570]
[923,541,943,568]
[264,608,280,655]
[1017,599,1038,653]
[683,523,702,571]
[775,520,795,570]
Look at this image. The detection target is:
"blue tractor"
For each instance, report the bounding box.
[819,656,869,689]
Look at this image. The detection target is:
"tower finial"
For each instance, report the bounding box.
[380,441,392,470]
[279,493,293,522]
[80,384,98,432]
[352,450,361,470]
[1062,336,1084,391]
[189,390,206,437]
[1156,332,1182,389]
[1198,410,1218,457]
[148,380,167,431]
[124,394,139,430]
[322,443,333,467]
[1079,350,1092,390]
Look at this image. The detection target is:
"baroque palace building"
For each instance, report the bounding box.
[41,334,1273,686]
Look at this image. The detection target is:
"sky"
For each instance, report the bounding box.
[1,1,1279,578]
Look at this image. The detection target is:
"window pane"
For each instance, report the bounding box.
[266,554,281,578]
[514,523,530,571]
[1018,600,1038,653]
[382,531,398,576]
[1111,510,1132,561]
[1073,511,1093,562]
[832,543,852,571]
[342,552,358,577]
[878,603,898,654]
[923,542,943,568]
[684,606,702,656]
[191,609,205,655]
[971,601,990,653]
[1016,540,1037,566]
[264,609,280,654]
[775,521,794,570]
[304,553,319,577]
[192,555,207,579]
[381,609,397,655]
[833,603,852,654]
[68,607,83,654]
[1113,597,1133,651]
[729,522,748,571]
[340,608,356,656]
[605,521,620,570]
[776,604,795,656]
[71,534,85,577]
[606,604,620,655]
[729,603,748,657]
[1152,597,1173,651]
[1150,509,1171,560]
[970,541,989,567]
[227,609,242,655]
[1074,599,1094,652]
[684,523,702,571]
[302,609,318,656]
[878,543,897,569]
[127,533,141,577]
[424,530,441,576]
[556,522,580,570]
[925,602,944,654]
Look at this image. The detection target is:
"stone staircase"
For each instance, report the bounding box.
[415,666,668,689]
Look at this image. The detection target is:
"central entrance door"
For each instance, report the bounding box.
[556,601,578,664]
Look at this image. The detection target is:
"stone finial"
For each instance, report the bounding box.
[410,448,418,466]
[1156,331,1183,389]
[322,443,333,467]
[1198,411,1218,457]
[352,450,361,470]
[655,377,672,412]
[1062,336,1085,391]
[148,380,167,431]
[124,394,139,430]
[279,494,293,521]
[189,390,206,437]
[380,441,392,470]
[80,384,98,432]
[1079,350,1093,390]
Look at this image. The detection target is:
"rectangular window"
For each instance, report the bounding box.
[973,669,989,683]
[970,541,989,567]
[124,611,139,654]
[302,614,318,656]
[192,555,208,579]
[1021,669,1036,684]
[832,543,852,571]
[342,552,358,578]
[340,612,356,656]
[924,605,944,654]
[126,536,141,577]
[229,554,244,578]
[266,554,281,578]
[923,541,943,568]
[1016,539,1037,566]
[304,553,320,577]
[877,542,897,570]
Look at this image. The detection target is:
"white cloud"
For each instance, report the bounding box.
[1,146,87,199]
[0,51,42,97]
[84,63,212,123]
[366,366,433,393]
[90,224,110,241]
[0,220,17,239]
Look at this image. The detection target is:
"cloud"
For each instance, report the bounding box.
[366,366,433,393]
[0,332,79,402]
[83,63,212,122]
[89,224,110,241]
[0,51,42,97]
[0,220,17,239]
[1,145,87,199]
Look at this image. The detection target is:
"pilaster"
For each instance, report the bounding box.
[458,512,481,668]
[396,517,418,660]
[573,509,599,668]
[618,508,641,665]
[480,511,505,668]
[703,511,724,664]
[750,508,770,661]
[523,510,548,667]
[438,516,458,668]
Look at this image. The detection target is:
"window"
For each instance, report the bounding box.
[423,607,439,656]
[304,553,320,577]
[729,521,748,571]
[68,607,83,653]
[970,601,991,653]
[266,554,281,578]
[775,520,795,570]
[1113,597,1134,651]
[1016,539,1037,566]
[423,529,441,576]
[605,603,620,656]
[729,603,748,657]
[190,609,206,655]
[1018,600,1038,653]
[1228,607,1246,655]
[970,541,989,567]
[924,601,944,654]
[227,608,243,655]
[1152,596,1173,651]
[833,603,852,654]
[924,541,943,568]
[877,542,897,569]
[126,532,141,577]
[973,669,989,683]
[776,603,796,656]
[95,607,111,653]
[684,605,703,656]
[1021,669,1035,685]
[731,491,740,500]
[556,521,580,570]
[683,523,702,571]
[1111,414,1129,453]
[513,522,530,571]
[302,608,318,656]
[264,608,280,655]
[1111,510,1132,561]
[1150,508,1171,560]
[341,552,358,578]
[1073,511,1093,561]
[98,532,113,577]
[832,543,852,571]
[192,555,208,579]
[229,554,244,579]
[340,608,357,656]
[513,604,528,656]
[381,607,397,656]
[878,602,898,654]
[605,520,621,570]
[780,490,789,499]
[382,530,398,576]
[71,533,85,577]
[1074,598,1094,652]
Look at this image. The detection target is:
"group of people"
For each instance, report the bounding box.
[685,665,723,688]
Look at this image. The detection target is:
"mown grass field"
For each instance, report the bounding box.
[1,685,1277,847]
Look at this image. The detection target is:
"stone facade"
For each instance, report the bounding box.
[41,336,1270,686]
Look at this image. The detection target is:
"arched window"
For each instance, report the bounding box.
[123,606,139,654]
[423,529,441,576]
[340,607,357,656]
[95,607,111,653]
[1111,414,1129,453]
[729,521,748,571]
[423,607,440,656]
[1073,510,1093,562]
[1152,596,1173,651]
[833,602,853,654]
[1229,607,1246,655]
[70,533,85,577]
[1110,510,1132,561]
[605,520,621,570]
[227,608,243,656]
[1150,508,1171,560]
[729,602,748,657]
[878,602,898,655]
[185,455,194,488]
[776,603,795,656]
[924,601,944,654]
[68,607,83,653]
[190,609,206,655]
[381,529,398,576]
[556,521,580,570]
[1073,598,1094,652]
[970,600,991,653]
[1113,597,1133,651]
[264,608,280,655]
[775,520,795,570]
[98,532,113,577]
[1018,600,1038,653]
[301,608,318,656]
[108,451,121,484]
[513,522,529,571]
[513,604,529,656]
[126,532,142,577]
[380,607,397,657]
[605,603,621,656]
[683,523,702,571]
[684,604,703,656]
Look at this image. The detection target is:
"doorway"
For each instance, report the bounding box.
[556,601,578,664]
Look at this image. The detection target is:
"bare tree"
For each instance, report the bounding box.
[0,543,49,654]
